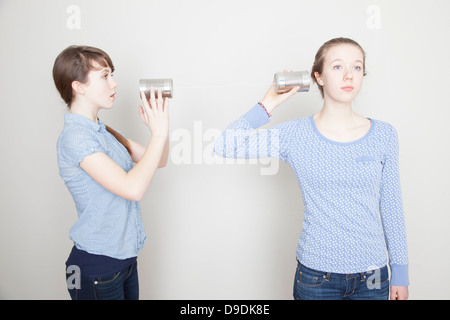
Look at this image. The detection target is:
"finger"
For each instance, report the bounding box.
[156,90,163,107]
[288,86,301,95]
[277,86,299,99]
[138,105,147,123]
[140,91,148,104]
[163,97,169,112]
[389,288,397,300]
[140,92,152,118]
[140,91,150,109]
[149,86,156,106]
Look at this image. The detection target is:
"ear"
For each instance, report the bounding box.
[71,80,86,95]
[314,72,324,86]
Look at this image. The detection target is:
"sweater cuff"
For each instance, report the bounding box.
[242,104,270,129]
[390,264,409,286]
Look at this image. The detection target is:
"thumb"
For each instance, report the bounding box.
[287,86,301,96]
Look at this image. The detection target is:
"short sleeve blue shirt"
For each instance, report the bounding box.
[57,113,146,259]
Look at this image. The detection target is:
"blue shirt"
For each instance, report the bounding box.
[214,104,409,286]
[57,113,147,260]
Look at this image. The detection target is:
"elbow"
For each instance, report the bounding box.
[131,192,144,202]
[125,187,145,202]
[158,160,168,168]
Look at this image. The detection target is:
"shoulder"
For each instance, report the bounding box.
[57,123,105,164]
[271,117,310,135]
[370,119,400,152]
[58,123,100,148]
[371,118,398,139]
[277,116,310,128]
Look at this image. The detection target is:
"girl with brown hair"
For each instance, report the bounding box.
[54,45,169,300]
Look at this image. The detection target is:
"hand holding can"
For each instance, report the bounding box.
[139,78,173,99]
[273,71,310,94]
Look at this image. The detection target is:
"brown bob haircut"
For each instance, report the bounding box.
[53,45,115,107]
[52,46,131,154]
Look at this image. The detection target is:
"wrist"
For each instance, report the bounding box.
[150,132,168,142]
[258,101,272,117]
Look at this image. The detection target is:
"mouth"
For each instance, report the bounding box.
[110,92,116,99]
[341,86,354,92]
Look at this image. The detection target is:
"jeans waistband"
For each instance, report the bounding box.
[297,260,387,282]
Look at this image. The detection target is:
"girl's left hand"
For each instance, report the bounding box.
[390,286,409,300]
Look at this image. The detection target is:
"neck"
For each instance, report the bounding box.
[69,99,99,123]
[315,97,356,128]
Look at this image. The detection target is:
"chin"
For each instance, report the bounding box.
[326,95,355,105]
[102,102,115,109]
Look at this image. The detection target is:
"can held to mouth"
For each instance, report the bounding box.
[273,71,310,93]
[139,79,173,99]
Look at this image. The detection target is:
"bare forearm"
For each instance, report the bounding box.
[158,137,169,167]
[126,135,167,200]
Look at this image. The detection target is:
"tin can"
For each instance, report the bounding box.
[139,78,173,99]
[273,71,310,93]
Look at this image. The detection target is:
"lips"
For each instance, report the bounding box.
[341,86,354,92]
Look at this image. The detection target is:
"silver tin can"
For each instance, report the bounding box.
[273,71,310,93]
[139,78,173,99]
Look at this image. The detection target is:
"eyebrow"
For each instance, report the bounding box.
[92,67,112,74]
[331,59,363,64]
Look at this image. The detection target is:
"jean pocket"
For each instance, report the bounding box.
[94,271,121,285]
[296,264,327,288]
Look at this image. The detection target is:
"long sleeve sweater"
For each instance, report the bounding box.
[214,104,409,286]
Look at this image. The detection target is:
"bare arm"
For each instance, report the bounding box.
[128,136,169,168]
[80,88,169,201]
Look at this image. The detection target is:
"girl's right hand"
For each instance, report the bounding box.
[261,70,300,114]
[139,87,169,139]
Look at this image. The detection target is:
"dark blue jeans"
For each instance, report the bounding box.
[293,261,389,300]
[66,261,139,300]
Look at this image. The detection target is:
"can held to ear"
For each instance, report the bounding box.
[139,79,173,99]
[273,71,310,93]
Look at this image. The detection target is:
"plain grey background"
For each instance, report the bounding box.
[0,0,449,299]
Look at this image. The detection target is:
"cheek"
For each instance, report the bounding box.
[354,74,364,87]
[323,73,342,88]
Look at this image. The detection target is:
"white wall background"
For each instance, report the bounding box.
[0,0,449,300]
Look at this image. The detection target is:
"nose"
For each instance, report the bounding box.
[344,68,353,81]
[110,77,118,89]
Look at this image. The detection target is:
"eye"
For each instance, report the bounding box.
[354,66,362,71]
[333,65,342,70]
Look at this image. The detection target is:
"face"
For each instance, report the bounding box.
[80,61,118,109]
[315,44,365,104]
